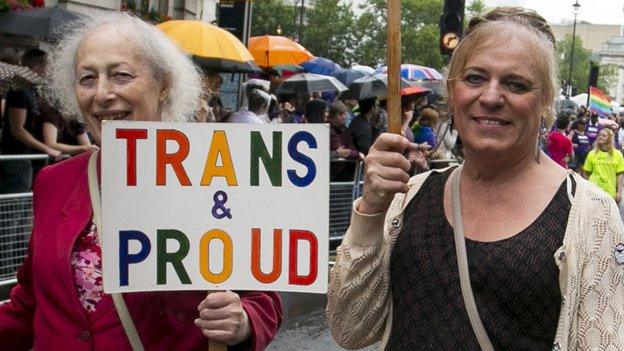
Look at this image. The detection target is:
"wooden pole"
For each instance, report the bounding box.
[209,339,227,351]
[387,0,402,135]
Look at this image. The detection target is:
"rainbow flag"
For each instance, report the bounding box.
[589,86,612,117]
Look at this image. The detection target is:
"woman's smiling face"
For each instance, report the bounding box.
[451,35,543,160]
[74,25,167,145]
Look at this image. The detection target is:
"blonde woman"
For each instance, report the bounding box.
[327,7,624,350]
[584,128,624,202]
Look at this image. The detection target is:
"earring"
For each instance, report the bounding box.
[536,117,545,163]
[448,113,454,129]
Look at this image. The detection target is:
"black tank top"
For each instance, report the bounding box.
[386,169,572,350]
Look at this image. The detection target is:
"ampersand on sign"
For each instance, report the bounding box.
[211,190,232,219]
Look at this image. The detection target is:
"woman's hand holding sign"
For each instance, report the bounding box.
[195,291,251,345]
[358,133,423,215]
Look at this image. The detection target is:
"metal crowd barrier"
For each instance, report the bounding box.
[0,193,31,286]
[0,155,47,287]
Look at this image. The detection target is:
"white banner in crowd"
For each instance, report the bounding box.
[101,121,329,294]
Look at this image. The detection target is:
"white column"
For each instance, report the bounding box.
[617,67,624,104]
[200,0,217,22]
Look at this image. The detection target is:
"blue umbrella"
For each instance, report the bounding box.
[330,69,366,86]
[300,57,342,76]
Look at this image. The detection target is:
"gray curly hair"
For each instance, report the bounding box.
[48,12,202,122]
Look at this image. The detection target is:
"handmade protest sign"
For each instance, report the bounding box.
[101,122,329,294]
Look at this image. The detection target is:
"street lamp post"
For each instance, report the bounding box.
[298,0,305,43]
[567,0,581,98]
[293,0,299,40]
[291,0,305,42]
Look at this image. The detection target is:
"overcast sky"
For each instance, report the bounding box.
[347,0,623,25]
[482,0,624,25]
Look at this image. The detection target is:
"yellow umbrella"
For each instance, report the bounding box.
[248,35,314,67]
[157,20,259,73]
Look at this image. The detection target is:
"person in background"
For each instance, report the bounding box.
[348,97,376,155]
[330,101,364,161]
[412,107,437,148]
[327,7,624,350]
[0,12,282,350]
[341,98,358,127]
[610,122,621,150]
[1,55,20,123]
[577,105,588,119]
[547,115,574,168]
[568,118,591,174]
[40,99,97,155]
[585,111,602,146]
[370,98,388,138]
[617,117,624,149]
[0,48,62,194]
[433,107,459,160]
[197,70,231,123]
[330,101,363,182]
[304,98,328,124]
[400,96,416,142]
[226,89,270,124]
[584,128,624,203]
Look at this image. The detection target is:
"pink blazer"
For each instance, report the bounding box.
[0,152,282,350]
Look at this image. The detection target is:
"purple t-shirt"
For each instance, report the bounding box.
[585,120,602,146]
[571,131,591,156]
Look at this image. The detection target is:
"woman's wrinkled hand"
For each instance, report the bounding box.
[358,133,414,214]
[194,291,251,345]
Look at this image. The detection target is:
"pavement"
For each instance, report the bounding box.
[267,292,378,350]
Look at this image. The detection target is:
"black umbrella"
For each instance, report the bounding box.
[0,6,85,42]
[0,62,43,96]
[276,73,347,94]
[192,56,260,74]
[341,73,412,100]
[330,69,365,86]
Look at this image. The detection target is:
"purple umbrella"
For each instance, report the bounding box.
[300,57,342,76]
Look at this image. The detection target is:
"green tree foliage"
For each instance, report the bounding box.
[248,0,531,75]
[465,0,487,23]
[556,34,617,96]
[354,0,444,69]
[557,34,591,95]
[301,0,359,66]
[250,0,297,38]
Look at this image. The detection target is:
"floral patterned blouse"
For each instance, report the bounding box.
[71,221,104,312]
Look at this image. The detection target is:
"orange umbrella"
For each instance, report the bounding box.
[248,35,313,67]
[158,20,259,73]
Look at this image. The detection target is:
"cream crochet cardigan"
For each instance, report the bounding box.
[326,169,624,350]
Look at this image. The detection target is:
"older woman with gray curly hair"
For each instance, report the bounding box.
[0,12,282,351]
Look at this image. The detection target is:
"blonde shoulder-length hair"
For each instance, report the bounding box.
[594,128,615,155]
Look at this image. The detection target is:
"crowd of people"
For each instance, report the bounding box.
[544,105,624,203]
[0,48,98,194]
[1,49,458,190]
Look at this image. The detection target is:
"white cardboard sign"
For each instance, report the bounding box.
[101,121,329,293]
